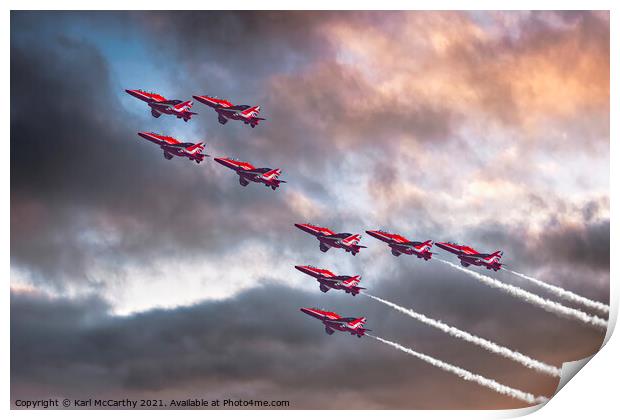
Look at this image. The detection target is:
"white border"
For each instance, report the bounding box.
[4,2,616,419]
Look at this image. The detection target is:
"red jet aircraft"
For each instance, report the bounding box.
[295,265,364,296]
[214,157,285,190]
[300,307,369,337]
[193,95,265,127]
[435,242,503,271]
[366,230,433,260]
[126,89,197,122]
[294,223,366,255]
[137,132,207,163]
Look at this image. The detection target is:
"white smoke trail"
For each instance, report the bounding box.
[505,269,609,315]
[437,259,607,330]
[363,292,561,377]
[369,334,549,405]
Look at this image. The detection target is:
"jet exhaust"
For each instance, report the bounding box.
[505,269,609,315]
[368,334,549,405]
[362,292,561,377]
[437,259,607,330]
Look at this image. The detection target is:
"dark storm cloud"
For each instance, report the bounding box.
[11,275,605,409]
[464,201,610,274]
[13,11,424,289]
[136,11,337,81]
[9,24,318,287]
[130,11,461,168]
[523,219,609,271]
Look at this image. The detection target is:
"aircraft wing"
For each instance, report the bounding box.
[331,275,355,281]
[218,107,240,115]
[161,144,189,151]
[150,102,172,111]
[237,169,260,176]
[403,240,425,246]
[324,318,355,326]
[391,243,413,253]
[463,253,485,259]
[318,277,341,285]
[159,99,183,105]
[334,317,359,323]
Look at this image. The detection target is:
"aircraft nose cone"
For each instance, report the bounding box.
[434,242,450,251]
[213,157,225,165]
[299,307,313,316]
[294,265,310,274]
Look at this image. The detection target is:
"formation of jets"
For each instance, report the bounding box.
[292,224,503,267]
[126,89,284,189]
[126,89,265,128]
[295,224,505,337]
[125,88,506,340]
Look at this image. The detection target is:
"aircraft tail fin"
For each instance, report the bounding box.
[342,233,362,246]
[175,100,193,111]
[342,276,361,287]
[419,240,433,252]
[185,142,206,155]
[347,317,366,328]
[241,105,261,118]
[484,250,503,264]
[262,168,282,181]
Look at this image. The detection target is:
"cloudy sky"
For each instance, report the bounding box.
[11,11,609,409]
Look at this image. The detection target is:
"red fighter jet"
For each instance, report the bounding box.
[193,95,265,127]
[294,223,366,255]
[214,157,285,190]
[435,242,504,271]
[137,132,207,163]
[126,89,197,122]
[366,230,433,260]
[295,265,365,296]
[300,307,370,337]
